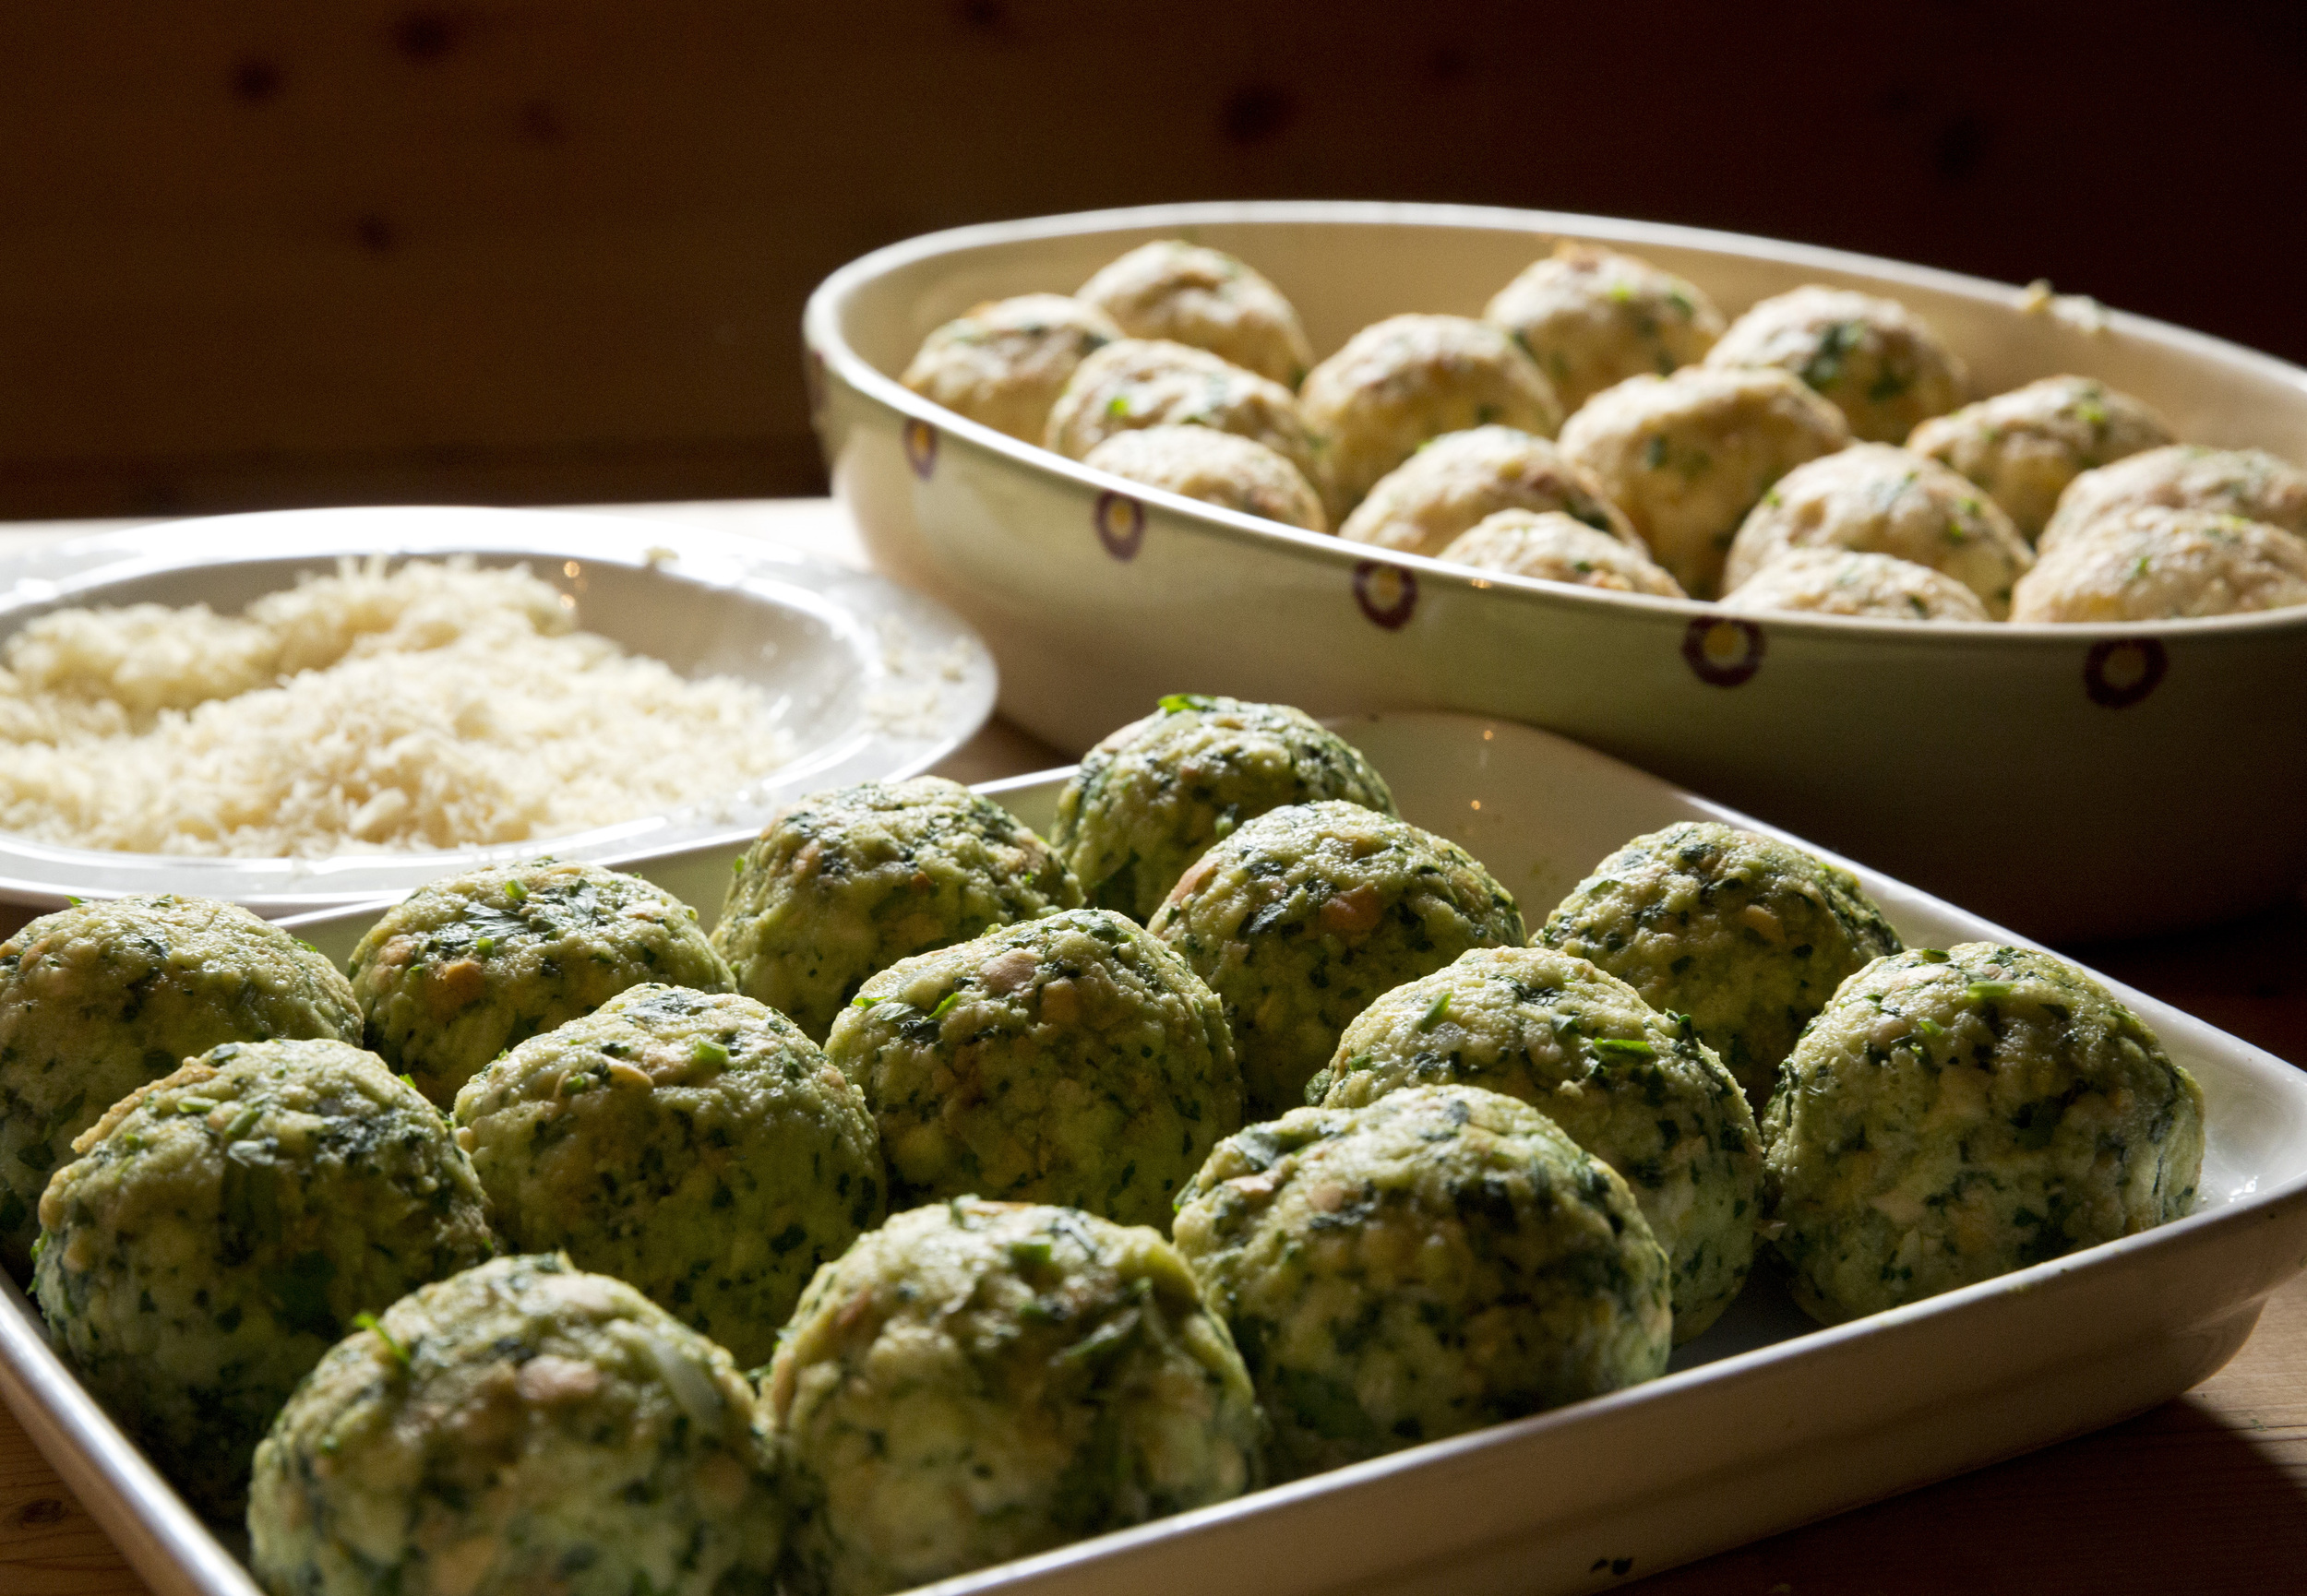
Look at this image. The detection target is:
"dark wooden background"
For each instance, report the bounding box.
[5,1,2304,520]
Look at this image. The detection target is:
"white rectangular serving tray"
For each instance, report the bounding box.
[6,712,2304,1596]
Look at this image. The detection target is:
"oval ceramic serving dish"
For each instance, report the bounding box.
[8,712,2306,1596]
[0,506,997,915]
[804,201,2307,941]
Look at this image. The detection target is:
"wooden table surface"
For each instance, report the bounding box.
[2,500,2301,1595]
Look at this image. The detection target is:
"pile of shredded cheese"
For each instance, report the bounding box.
[0,557,794,857]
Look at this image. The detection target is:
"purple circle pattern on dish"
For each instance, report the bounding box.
[1094,490,1146,561]
[903,417,939,480]
[1354,560,1418,629]
[1682,615,1765,687]
[2084,637,2168,709]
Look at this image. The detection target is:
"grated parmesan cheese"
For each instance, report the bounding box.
[0,557,795,857]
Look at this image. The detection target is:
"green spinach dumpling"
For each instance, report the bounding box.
[1150,802,1524,1119]
[1763,944,2204,1324]
[249,1255,783,1596]
[453,984,883,1366]
[1052,696,1395,923]
[1538,821,1901,1109]
[1174,1085,1670,1480]
[0,893,360,1276]
[36,1039,490,1518]
[352,859,730,1107]
[1311,947,1761,1340]
[768,1198,1261,1596]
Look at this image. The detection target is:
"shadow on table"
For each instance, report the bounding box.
[1636,1392,2307,1594]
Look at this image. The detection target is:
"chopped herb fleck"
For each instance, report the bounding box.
[1800,321,1861,392]
[353,1311,411,1367]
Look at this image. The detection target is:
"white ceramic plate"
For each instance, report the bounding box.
[6,712,2303,1596]
[0,506,997,916]
[805,201,2307,941]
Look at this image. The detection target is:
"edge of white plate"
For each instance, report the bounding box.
[0,506,997,914]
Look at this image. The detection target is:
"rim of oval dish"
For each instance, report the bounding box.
[0,506,998,913]
[805,198,2307,645]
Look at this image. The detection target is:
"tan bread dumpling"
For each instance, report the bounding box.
[1907,375,2174,540]
[1706,285,1967,444]
[1440,510,1685,597]
[901,294,1123,443]
[2010,506,2307,622]
[2038,444,2307,554]
[1082,424,1327,531]
[1558,366,1849,599]
[1722,444,2034,618]
[1336,425,1637,558]
[1079,240,1314,387]
[1719,548,1990,622]
[1045,339,1318,483]
[1299,315,1565,519]
[1485,242,1727,411]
